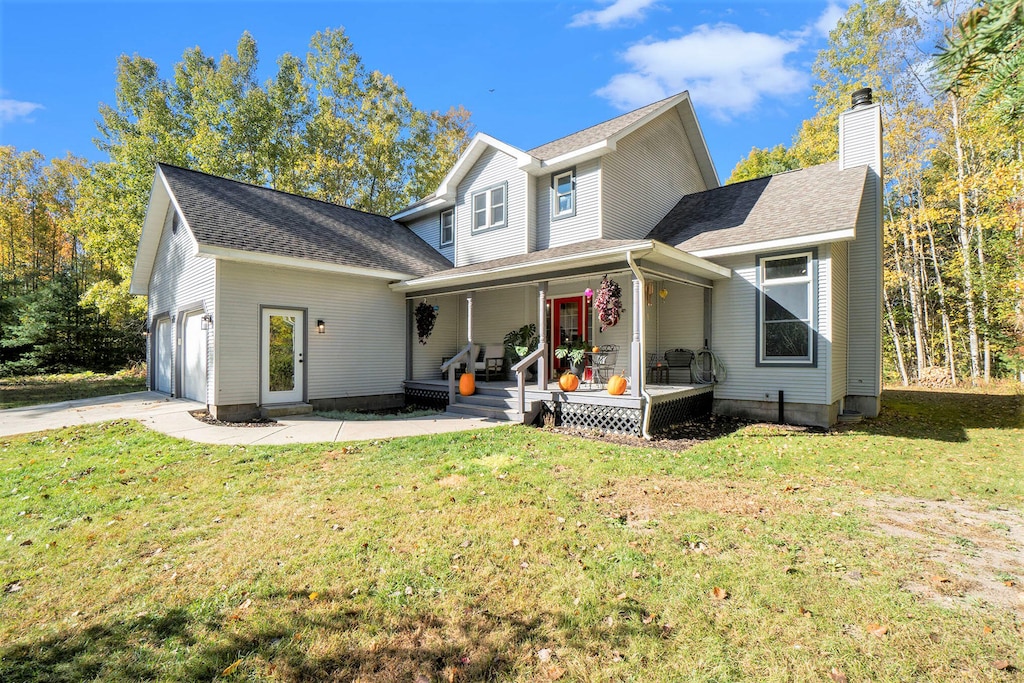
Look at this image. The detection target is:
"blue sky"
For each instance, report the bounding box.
[0,0,850,181]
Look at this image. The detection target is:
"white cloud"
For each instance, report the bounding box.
[0,99,44,123]
[595,23,808,119]
[813,2,847,37]
[570,0,660,29]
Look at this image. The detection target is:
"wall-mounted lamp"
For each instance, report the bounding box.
[201,313,213,330]
[316,319,325,334]
[658,288,669,300]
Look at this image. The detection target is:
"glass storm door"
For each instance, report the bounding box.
[551,296,586,372]
[261,308,304,404]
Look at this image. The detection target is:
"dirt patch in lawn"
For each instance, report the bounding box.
[189,410,277,427]
[866,496,1024,613]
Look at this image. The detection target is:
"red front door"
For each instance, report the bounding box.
[551,296,588,373]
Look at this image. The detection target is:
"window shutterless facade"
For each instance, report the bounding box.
[439,208,454,246]
[470,182,507,232]
[757,250,816,366]
[552,168,575,219]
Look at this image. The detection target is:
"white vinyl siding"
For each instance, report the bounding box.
[456,287,539,350]
[455,147,527,266]
[839,105,883,397]
[405,211,454,263]
[830,241,849,402]
[536,158,600,250]
[602,110,709,241]
[147,207,215,402]
[215,261,406,405]
[711,253,830,405]
[645,280,705,360]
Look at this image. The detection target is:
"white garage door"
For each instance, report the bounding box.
[181,312,208,403]
[154,318,172,394]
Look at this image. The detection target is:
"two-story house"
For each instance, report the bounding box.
[131,89,882,435]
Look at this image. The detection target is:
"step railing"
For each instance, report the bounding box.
[440,343,474,406]
[511,345,547,415]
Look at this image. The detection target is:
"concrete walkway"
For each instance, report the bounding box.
[0,391,501,444]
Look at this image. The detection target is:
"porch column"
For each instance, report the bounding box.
[631,275,642,397]
[537,282,548,388]
[466,291,474,345]
[405,298,414,382]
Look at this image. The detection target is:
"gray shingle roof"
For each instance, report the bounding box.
[527,93,680,161]
[159,164,452,277]
[646,162,869,253]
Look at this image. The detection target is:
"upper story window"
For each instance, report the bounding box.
[757,251,816,366]
[440,208,454,246]
[471,183,506,232]
[552,168,575,219]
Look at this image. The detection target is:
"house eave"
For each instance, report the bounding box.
[196,244,415,281]
[390,196,451,222]
[690,228,857,259]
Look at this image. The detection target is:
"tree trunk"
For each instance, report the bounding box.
[951,93,981,379]
[921,203,958,386]
[884,285,909,386]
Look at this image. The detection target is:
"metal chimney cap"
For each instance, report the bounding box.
[851,88,873,108]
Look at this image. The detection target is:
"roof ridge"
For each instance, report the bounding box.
[526,91,685,155]
[157,162,396,221]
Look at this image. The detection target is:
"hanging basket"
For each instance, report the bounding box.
[415,301,437,345]
[594,276,623,332]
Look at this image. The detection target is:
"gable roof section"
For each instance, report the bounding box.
[647,162,869,258]
[131,164,452,294]
[392,91,719,221]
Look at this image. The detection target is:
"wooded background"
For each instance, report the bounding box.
[1,2,1020,385]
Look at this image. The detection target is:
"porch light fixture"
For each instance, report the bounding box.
[316,319,325,334]
[201,313,213,330]
[658,288,669,300]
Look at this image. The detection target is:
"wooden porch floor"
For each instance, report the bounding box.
[404,377,714,408]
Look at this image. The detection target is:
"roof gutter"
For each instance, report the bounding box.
[626,249,654,440]
[196,245,414,281]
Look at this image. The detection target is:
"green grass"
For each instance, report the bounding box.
[0,370,147,410]
[0,387,1022,681]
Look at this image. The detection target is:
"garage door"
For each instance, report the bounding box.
[181,311,208,403]
[154,318,172,394]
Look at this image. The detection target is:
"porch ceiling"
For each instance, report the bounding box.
[391,239,730,296]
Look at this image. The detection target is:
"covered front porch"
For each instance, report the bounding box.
[393,239,731,437]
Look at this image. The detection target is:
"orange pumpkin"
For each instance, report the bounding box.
[592,346,600,353]
[607,374,627,395]
[459,372,476,396]
[558,372,580,392]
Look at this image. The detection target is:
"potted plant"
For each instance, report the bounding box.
[503,324,539,378]
[555,338,590,375]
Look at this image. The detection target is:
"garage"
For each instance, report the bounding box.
[181,311,208,403]
[154,317,172,394]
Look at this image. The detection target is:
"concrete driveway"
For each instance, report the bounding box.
[0,391,500,445]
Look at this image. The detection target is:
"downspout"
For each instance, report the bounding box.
[626,251,654,440]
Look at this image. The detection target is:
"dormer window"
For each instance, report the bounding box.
[552,168,575,219]
[471,183,507,232]
[440,208,454,246]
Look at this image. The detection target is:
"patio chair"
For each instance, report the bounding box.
[466,344,507,381]
[591,344,618,385]
[664,348,695,384]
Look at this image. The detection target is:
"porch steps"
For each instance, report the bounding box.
[260,402,314,418]
[837,410,863,424]
[445,387,542,424]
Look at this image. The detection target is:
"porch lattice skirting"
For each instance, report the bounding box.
[542,401,643,436]
[648,390,714,433]
[405,386,449,411]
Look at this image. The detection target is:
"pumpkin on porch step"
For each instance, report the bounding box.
[607,374,627,396]
[558,372,580,392]
[459,372,476,396]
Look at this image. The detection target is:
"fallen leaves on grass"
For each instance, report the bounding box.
[829,667,848,683]
[710,586,728,601]
[866,622,889,637]
[221,659,242,676]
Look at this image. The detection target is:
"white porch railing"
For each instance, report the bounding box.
[440,342,474,406]
[511,345,547,415]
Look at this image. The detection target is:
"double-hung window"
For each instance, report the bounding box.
[439,208,454,246]
[471,183,507,232]
[758,251,815,365]
[552,168,575,218]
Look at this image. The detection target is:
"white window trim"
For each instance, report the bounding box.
[757,250,816,366]
[552,168,576,220]
[439,208,454,246]
[470,182,507,233]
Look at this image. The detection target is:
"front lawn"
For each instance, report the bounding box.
[0,370,147,410]
[0,387,1021,681]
